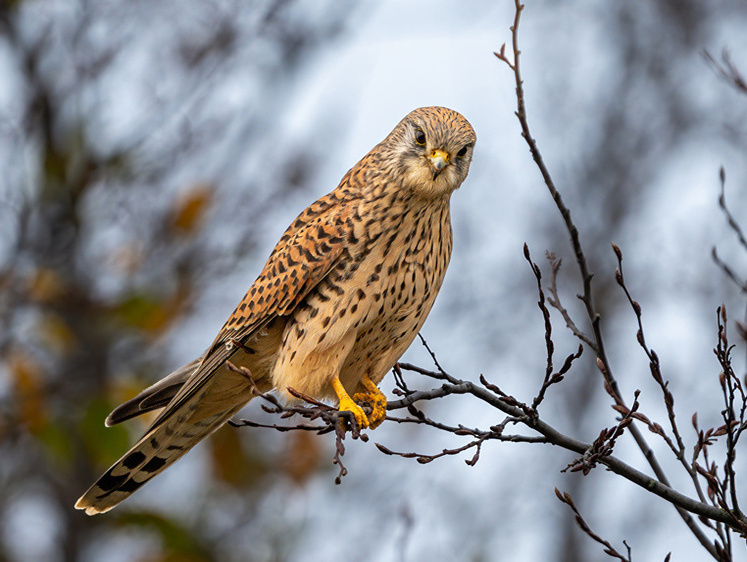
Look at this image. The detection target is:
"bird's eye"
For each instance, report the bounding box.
[414,128,426,146]
[456,145,469,158]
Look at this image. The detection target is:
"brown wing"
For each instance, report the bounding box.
[76,194,356,514]
[145,192,353,430]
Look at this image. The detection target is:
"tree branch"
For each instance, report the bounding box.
[494,1,725,557]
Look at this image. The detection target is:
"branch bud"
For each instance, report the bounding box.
[611,242,622,260]
[596,357,606,374]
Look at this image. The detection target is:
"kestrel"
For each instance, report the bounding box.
[76,106,476,515]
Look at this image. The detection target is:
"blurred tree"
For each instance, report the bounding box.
[0,1,353,560]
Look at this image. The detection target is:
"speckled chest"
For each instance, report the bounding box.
[289,196,452,381]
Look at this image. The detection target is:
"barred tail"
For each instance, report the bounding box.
[77,338,268,515]
[75,398,247,515]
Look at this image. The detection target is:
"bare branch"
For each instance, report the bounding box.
[713,168,747,293]
[545,252,596,348]
[555,488,637,562]
[613,244,692,461]
[523,245,585,410]
[493,2,734,557]
[714,307,747,528]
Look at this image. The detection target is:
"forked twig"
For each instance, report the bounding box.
[555,489,641,562]
[524,244,584,410]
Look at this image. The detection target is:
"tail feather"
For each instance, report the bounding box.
[76,360,262,515]
[105,357,202,426]
[77,324,280,515]
[76,401,244,515]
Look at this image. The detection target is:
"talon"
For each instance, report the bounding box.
[353,374,387,429]
[331,376,369,429]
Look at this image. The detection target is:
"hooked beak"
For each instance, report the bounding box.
[427,149,450,179]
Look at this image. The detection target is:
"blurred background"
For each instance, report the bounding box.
[2,1,747,560]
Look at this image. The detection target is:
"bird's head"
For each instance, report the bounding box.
[384,106,476,199]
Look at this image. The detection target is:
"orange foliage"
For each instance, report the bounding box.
[7,351,47,433]
[170,185,213,234]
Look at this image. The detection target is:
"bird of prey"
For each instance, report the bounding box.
[76,106,476,515]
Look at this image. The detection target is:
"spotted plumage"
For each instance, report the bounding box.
[75,106,476,515]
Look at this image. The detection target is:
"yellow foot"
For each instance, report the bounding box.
[354,374,387,429]
[331,376,369,429]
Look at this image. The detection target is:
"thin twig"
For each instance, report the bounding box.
[555,488,636,562]
[715,307,747,529]
[704,50,747,96]
[613,245,692,460]
[713,168,747,293]
[545,252,596,348]
[524,245,584,409]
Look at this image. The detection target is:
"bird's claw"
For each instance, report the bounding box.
[338,393,370,429]
[354,375,387,429]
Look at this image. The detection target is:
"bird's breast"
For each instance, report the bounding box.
[281,199,453,394]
